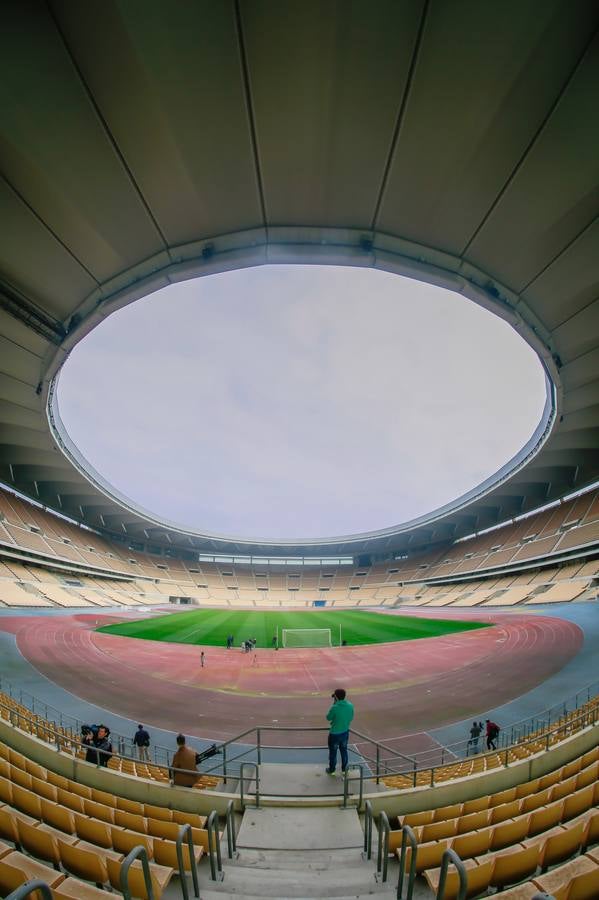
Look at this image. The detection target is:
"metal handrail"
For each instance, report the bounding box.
[240,761,259,809]
[120,845,155,900]
[176,823,200,900]
[363,799,373,860]
[1,687,598,799]
[436,849,467,900]
[5,881,53,900]
[376,810,390,883]
[343,763,364,808]
[206,809,224,881]
[226,799,238,858]
[397,826,417,900]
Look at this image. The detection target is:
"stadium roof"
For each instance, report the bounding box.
[0,2,598,558]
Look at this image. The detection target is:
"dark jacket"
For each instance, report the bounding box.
[94,734,113,766]
[133,728,150,747]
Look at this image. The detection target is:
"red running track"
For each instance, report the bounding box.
[0,611,582,753]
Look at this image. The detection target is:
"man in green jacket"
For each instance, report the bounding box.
[326,688,354,774]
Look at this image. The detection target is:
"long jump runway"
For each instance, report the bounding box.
[0,610,582,755]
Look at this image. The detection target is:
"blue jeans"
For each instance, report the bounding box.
[328,731,349,772]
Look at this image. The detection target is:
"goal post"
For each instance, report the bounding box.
[281,628,333,648]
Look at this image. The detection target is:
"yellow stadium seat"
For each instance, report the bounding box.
[451,826,492,859]
[83,798,115,823]
[114,809,147,832]
[490,844,540,890]
[457,810,490,833]
[534,854,596,897]
[490,788,518,808]
[528,800,564,836]
[539,821,584,872]
[521,787,552,813]
[144,803,173,822]
[400,809,434,828]
[425,858,492,900]
[10,765,32,790]
[90,787,115,806]
[30,775,57,803]
[491,799,522,824]
[171,810,207,829]
[106,856,173,900]
[112,827,154,859]
[582,811,599,852]
[12,784,42,819]
[575,761,599,789]
[433,803,462,822]
[490,817,529,850]
[54,875,112,899]
[400,838,449,874]
[515,778,541,799]
[74,812,113,848]
[562,786,594,822]
[58,838,113,885]
[152,837,203,870]
[67,781,92,800]
[57,788,85,814]
[421,819,458,842]
[40,797,75,834]
[0,850,65,896]
[461,796,489,815]
[116,796,144,815]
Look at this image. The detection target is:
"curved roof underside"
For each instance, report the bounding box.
[0,1,598,558]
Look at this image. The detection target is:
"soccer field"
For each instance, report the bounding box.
[97,608,488,648]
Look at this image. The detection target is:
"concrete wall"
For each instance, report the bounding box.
[0,719,238,814]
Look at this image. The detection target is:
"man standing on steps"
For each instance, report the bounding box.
[326,688,354,775]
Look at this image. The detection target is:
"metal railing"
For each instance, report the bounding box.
[176,823,200,900]
[239,761,259,809]
[397,826,417,900]
[343,763,364,808]
[1,681,598,802]
[362,800,373,860]
[226,798,238,859]
[376,810,391,883]
[5,882,53,900]
[435,849,467,900]
[206,809,224,881]
[120,845,155,900]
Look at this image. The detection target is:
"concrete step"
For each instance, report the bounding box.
[237,806,363,850]
[199,892,397,900]
[229,847,368,871]
[202,863,383,897]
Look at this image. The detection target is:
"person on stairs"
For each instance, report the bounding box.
[326,688,354,775]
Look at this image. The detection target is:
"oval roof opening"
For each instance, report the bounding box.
[55,264,548,541]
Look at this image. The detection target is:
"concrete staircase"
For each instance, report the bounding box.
[199,806,398,899]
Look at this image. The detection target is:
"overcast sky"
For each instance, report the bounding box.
[57,265,547,541]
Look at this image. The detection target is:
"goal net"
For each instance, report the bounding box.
[281,628,333,648]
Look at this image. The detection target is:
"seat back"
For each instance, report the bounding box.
[144,804,172,822]
[540,821,584,871]
[106,857,160,900]
[112,827,154,858]
[114,809,147,832]
[565,866,599,900]
[562,785,594,822]
[521,787,552,813]
[490,799,521,824]
[451,826,492,860]
[74,812,112,849]
[12,784,41,818]
[421,818,458,842]
[490,816,529,850]
[491,844,539,889]
[57,788,84,814]
[0,806,19,844]
[30,776,57,803]
[116,796,144,815]
[83,798,114,823]
[58,838,108,884]
[433,803,462,822]
[457,810,490,833]
[10,765,32,789]
[40,797,75,834]
[461,796,489,815]
[17,819,59,866]
[528,800,563,836]
[146,818,180,840]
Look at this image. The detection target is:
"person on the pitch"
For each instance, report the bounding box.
[326,688,354,775]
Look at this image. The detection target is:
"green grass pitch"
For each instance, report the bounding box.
[97,608,488,648]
